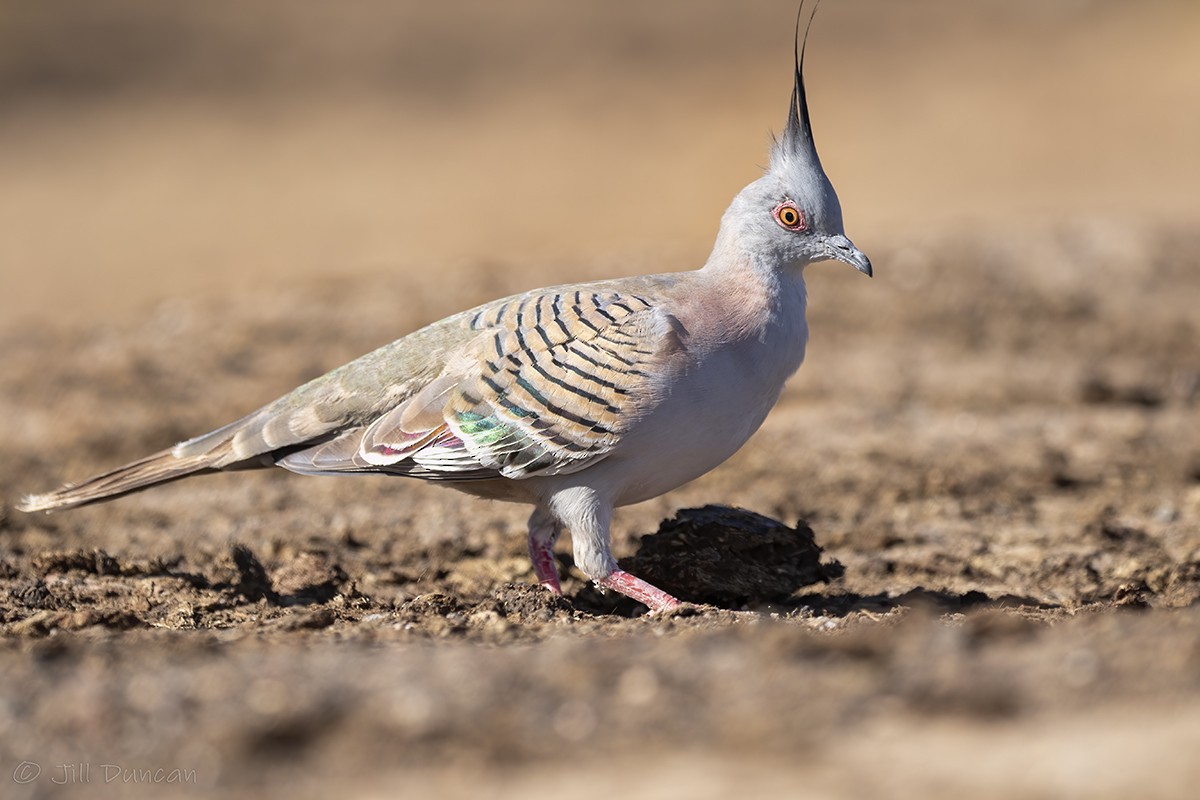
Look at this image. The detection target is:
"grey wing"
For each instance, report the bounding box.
[278,289,682,481]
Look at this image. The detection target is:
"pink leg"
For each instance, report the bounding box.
[596,569,680,612]
[527,508,563,595]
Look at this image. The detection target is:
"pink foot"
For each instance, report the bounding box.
[596,569,680,612]
[528,535,562,596]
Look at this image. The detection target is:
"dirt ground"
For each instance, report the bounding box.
[2,2,1200,798]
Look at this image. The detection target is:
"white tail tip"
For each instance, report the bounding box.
[16,494,55,513]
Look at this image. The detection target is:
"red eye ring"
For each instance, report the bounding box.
[772,201,806,232]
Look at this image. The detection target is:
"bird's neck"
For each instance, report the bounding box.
[691,240,807,346]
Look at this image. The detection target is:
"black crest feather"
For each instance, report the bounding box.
[781,1,822,159]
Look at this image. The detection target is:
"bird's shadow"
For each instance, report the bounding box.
[570,582,1053,620]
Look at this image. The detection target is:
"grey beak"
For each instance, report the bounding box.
[826,234,872,277]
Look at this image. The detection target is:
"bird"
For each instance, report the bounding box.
[18,3,871,612]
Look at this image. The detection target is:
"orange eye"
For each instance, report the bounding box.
[772,202,806,231]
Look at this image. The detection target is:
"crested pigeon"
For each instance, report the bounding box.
[18,4,871,612]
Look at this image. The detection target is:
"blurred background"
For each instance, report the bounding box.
[2,0,1197,326]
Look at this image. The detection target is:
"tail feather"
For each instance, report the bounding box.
[17,399,357,513]
[17,448,223,513]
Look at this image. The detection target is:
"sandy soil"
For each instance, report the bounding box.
[2,3,1200,798]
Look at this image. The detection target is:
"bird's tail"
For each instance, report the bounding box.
[16,411,272,513]
[17,448,221,513]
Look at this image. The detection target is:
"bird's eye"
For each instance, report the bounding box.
[772,202,806,232]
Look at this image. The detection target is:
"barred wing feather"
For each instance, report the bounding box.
[278,290,679,481]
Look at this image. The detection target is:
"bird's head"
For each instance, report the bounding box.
[714,2,871,278]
